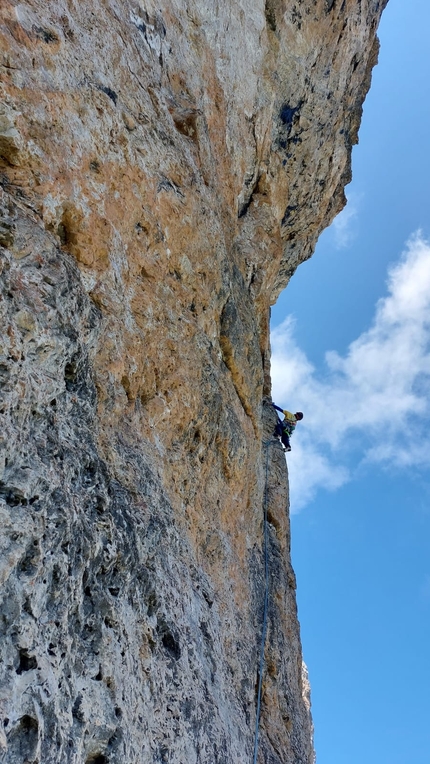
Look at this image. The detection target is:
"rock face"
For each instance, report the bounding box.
[0,1,386,762]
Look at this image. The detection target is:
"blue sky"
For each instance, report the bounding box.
[271,0,430,761]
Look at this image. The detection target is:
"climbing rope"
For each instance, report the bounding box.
[252,438,277,764]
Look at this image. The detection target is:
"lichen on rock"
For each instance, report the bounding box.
[1,0,387,761]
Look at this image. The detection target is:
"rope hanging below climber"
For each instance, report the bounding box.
[253,403,304,762]
[252,437,272,764]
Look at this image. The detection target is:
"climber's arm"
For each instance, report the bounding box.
[272,403,284,413]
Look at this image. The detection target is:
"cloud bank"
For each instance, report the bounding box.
[271,233,430,510]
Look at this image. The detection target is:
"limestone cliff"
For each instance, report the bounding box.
[0,1,386,762]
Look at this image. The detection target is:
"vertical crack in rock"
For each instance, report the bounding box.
[0,0,387,761]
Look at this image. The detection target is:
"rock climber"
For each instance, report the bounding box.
[272,403,303,452]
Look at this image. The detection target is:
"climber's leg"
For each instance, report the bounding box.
[274,421,283,438]
[280,431,291,451]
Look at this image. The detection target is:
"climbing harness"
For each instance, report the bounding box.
[252,438,278,764]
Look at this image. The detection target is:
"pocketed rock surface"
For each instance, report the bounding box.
[0,1,386,762]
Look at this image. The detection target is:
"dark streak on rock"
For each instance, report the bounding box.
[99,86,118,105]
[32,26,60,44]
[281,204,298,227]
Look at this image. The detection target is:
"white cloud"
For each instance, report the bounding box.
[331,193,361,248]
[271,232,430,510]
[286,441,349,511]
